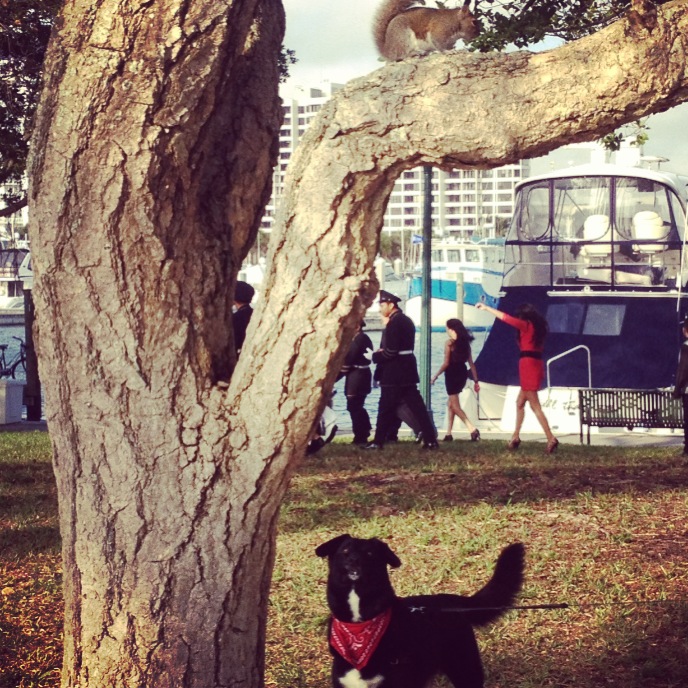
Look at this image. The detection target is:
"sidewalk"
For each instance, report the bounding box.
[464,428,684,448]
[0,420,48,432]
[335,426,685,449]
[1,419,682,449]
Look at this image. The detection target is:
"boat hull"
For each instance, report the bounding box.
[461,381,583,435]
[475,286,687,390]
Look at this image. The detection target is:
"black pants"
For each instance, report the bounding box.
[383,401,422,440]
[347,395,371,443]
[373,385,436,446]
[387,414,402,441]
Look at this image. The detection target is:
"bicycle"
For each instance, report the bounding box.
[0,336,27,379]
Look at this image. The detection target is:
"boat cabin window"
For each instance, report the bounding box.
[669,192,684,233]
[552,177,611,241]
[515,182,550,240]
[547,303,585,334]
[505,173,686,291]
[615,177,673,240]
[547,302,626,336]
[446,250,461,262]
[582,304,625,336]
[465,249,480,263]
[431,249,444,262]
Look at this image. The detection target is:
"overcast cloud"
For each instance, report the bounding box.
[282,0,380,85]
[282,0,688,177]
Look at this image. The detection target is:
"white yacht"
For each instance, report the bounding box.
[470,163,688,434]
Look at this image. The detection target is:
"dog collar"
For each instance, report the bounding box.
[330,608,392,670]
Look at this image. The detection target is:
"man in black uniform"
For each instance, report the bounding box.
[232,281,255,356]
[672,317,688,456]
[365,290,438,450]
[341,320,374,445]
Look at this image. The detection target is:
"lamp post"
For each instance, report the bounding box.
[419,166,433,414]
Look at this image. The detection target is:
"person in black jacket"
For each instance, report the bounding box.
[672,317,688,455]
[232,281,255,356]
[365,290,438,450]
[373,326,418,442]
[341,321,374,445]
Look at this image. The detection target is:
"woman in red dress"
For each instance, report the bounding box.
[476,303,559,453]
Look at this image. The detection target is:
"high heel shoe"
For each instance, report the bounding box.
[507,438,521,451]
[546,438,559,454]
[470,429,480,442]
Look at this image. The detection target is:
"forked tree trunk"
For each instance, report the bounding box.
[29,0,288,685]
[28,0,688,685]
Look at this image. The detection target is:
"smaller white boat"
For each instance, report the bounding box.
[405,237,505,331]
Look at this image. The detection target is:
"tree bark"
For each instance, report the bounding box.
[27,0,688,686]
[29,0,287,685]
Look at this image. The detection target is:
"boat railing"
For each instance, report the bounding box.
[546,345,592,388]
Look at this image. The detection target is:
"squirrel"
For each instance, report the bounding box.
[373,0,480,62]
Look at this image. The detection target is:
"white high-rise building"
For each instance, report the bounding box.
[262,82,530,238]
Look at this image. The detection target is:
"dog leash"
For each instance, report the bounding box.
[408,599,686,614]
[408,603,567,614]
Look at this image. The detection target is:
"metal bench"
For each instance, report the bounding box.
[578,388,684,444]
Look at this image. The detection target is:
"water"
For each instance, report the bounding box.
[331,330,486,436]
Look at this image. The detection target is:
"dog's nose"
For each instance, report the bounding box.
[343,558,362,578]
[341,551,363,580]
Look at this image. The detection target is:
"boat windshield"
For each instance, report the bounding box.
[504,174,687,290]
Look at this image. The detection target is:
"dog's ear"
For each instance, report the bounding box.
[315,534,352,558]
[376,539,402,568]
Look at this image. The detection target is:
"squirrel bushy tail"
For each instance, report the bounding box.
[373,0,424,56]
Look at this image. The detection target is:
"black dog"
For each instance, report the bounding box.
[315,534,525,688]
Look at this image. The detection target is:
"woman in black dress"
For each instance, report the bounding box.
[431,318,480,441]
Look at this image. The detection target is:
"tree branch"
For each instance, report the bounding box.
[0,196,28,219]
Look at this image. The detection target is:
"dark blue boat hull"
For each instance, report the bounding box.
[475,287,687,390]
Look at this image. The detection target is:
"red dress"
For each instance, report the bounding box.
[501,313,544,391]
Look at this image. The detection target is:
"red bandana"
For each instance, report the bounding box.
[330,608,392,670]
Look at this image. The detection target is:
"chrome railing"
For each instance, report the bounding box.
[546,345,592,388]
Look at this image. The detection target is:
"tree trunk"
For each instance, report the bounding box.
[27,0,688,685]
[28,0,288,685]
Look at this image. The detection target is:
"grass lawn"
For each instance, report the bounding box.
[1,432,687,687]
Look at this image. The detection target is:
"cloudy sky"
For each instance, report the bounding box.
[281,0,688,176]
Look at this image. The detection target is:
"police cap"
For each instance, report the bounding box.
[235,281,255,303]
[378,290,401,304]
